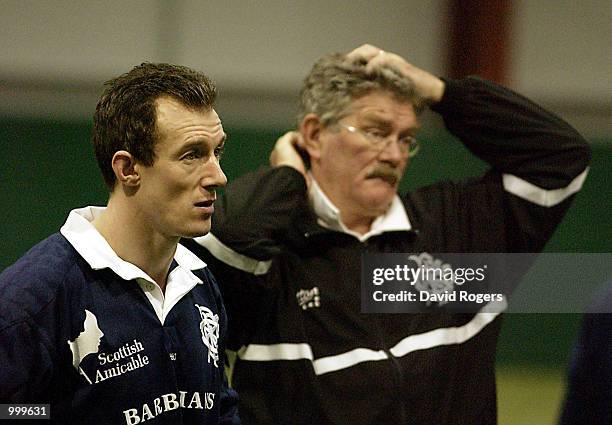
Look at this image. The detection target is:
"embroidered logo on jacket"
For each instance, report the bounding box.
[408,252,454,306]
[296,287,320,310]
[195,304,219,367]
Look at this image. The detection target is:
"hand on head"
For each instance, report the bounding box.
[270,131,310,186]
[345,44,445,104]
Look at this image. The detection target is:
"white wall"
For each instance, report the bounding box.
[0,0,161,81]
[511,0,611,103]
[0,0,609,135]
[175,0,444,90]
[0,0,444,84]
[510,1,612,136]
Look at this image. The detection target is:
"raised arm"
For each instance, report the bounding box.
[348,44,591,252]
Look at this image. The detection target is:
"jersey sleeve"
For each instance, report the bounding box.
[218,369,241,425]
[0,319,54,402]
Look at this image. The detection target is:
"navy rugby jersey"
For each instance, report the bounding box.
[0,207,239,424]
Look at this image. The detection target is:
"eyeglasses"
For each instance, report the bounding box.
[337,124,419,157]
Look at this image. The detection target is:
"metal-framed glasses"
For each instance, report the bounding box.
[338,124,419,157]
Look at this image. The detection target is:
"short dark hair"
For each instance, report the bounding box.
[92,63,217,190]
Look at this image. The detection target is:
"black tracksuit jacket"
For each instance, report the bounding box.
[184,77,591,425]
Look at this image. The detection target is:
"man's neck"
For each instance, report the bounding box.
[92,199,177,292]
[340,210,375,236]
[308,173,378,236]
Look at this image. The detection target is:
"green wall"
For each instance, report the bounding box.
[1,117,610,368]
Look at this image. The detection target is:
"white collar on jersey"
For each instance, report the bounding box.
[60,206,207,323]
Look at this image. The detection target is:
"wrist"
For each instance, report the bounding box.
[428,78,445,104]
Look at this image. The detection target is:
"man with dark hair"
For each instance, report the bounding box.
[0,63,239,424]
[184,45,591,424]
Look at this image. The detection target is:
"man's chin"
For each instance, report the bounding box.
[180,222,212,239]
[359,195,395,217]
[186,230,210,239]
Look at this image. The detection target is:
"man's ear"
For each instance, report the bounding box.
[299,113,324,161]
[111,150,140,187]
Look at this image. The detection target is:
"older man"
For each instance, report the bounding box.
[185,45,590,424]
[0,63,239,424]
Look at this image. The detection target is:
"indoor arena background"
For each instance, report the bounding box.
[1,2,610,423]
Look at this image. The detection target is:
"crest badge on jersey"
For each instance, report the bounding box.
[195,304,220,367]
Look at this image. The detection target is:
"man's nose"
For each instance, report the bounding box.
[203,158,227,189]
[378,137,405,164]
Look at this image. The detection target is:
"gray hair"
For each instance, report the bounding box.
[298,53,421,126]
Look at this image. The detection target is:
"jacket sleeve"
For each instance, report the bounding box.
[209,165,308,261]
[431,76,590,190]
[418,76,592,252]
[182,166,308,349]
